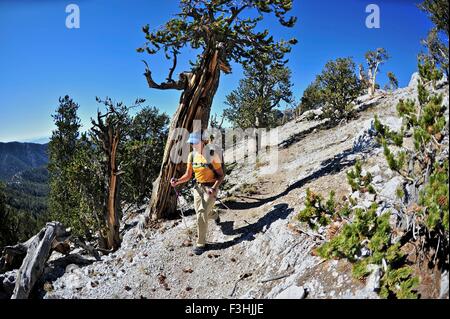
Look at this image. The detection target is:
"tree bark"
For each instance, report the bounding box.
[146,48,222,220]
[91,109,123,251]
[369,63,379,96]
[106,131,121,250]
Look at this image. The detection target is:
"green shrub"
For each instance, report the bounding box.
[296,189,351,230]
[380,266,419,299]
[419,159,449,232]
[346,159,375,193]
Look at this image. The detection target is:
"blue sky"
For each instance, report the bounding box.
[0,0,433,142]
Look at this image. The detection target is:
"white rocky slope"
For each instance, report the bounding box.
[35,74,448,299]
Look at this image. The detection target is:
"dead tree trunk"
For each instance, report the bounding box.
[91,105,124,250]
[4,222,70,299]
[368,68,375,96]
[106,130,121,250]
[144,47,228,221]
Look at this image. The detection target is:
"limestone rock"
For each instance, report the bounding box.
[365,264,381,292]
[408,72,420,88]
[380,176,404,200]
[275,285,306,299]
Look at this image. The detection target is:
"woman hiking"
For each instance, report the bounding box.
[170,131,224,255]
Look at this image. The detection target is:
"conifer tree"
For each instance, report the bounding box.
[121,107,170,205]
[419,0,449,77]
[48,96,82,233]
[387,71,399,91]
[298,79,323,115]
[317,58,363,123]
[224,62,293,129]
[374,58,448,268]
[365,48,389,95]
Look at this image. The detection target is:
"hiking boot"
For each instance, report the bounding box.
[214,216,221,225]
[193,246,207,255]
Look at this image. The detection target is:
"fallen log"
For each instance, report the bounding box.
[1,237,35,272]
[1,222,117,299]
[7,222,70,299]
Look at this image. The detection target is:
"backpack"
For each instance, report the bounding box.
[188,146,225,180]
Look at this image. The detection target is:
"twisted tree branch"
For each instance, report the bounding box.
[166,50,179,83]
[142,60,187,90]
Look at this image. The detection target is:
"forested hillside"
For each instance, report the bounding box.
[0,142,48,181]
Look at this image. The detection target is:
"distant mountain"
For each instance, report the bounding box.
[0,142,48,181]
[26,137,50,144]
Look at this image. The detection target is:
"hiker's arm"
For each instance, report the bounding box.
[212,167,224,190]
[211,154,224,191]
[207,167,223,197]
[173,164,193,186]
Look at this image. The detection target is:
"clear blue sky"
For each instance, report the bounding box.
[0,0,433,142]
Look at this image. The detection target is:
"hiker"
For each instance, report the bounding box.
[170,131,224,255]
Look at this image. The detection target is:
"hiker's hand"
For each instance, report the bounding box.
[170,178,178,187]
[207,187,217,198]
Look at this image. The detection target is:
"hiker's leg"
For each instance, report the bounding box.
[193,186,202,212]
[205,194,218,220]
[194,186,208,247]
[209,208,219,220]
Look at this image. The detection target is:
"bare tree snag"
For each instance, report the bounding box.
[91,102,127,251]
[365,48,389,96]
[106,132,121,250]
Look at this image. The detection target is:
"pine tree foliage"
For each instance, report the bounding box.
[121,107,170,205]
[300,58,363,124]
[386,72,399,91]
[418,0,449,77]
[375,61,448,248]
[138,0,297,73]
[346,159,376,194]
[48,96,84,235]
[224,61,293,129]
[312,202,419,299]
[297,79,323,114]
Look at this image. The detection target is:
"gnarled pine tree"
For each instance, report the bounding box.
[365,48,389,96]
[90,97,137,250]
[138,0,297,220]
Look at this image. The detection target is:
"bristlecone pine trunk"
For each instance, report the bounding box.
[106,131,121,250]
[91,110,122,250]
[148,48,223,220]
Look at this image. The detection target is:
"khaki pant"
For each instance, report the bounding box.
[193,184,218,247]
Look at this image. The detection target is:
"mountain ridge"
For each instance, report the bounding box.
[0,142,48,181]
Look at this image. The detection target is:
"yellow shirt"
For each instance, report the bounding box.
[188,151,222,184]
